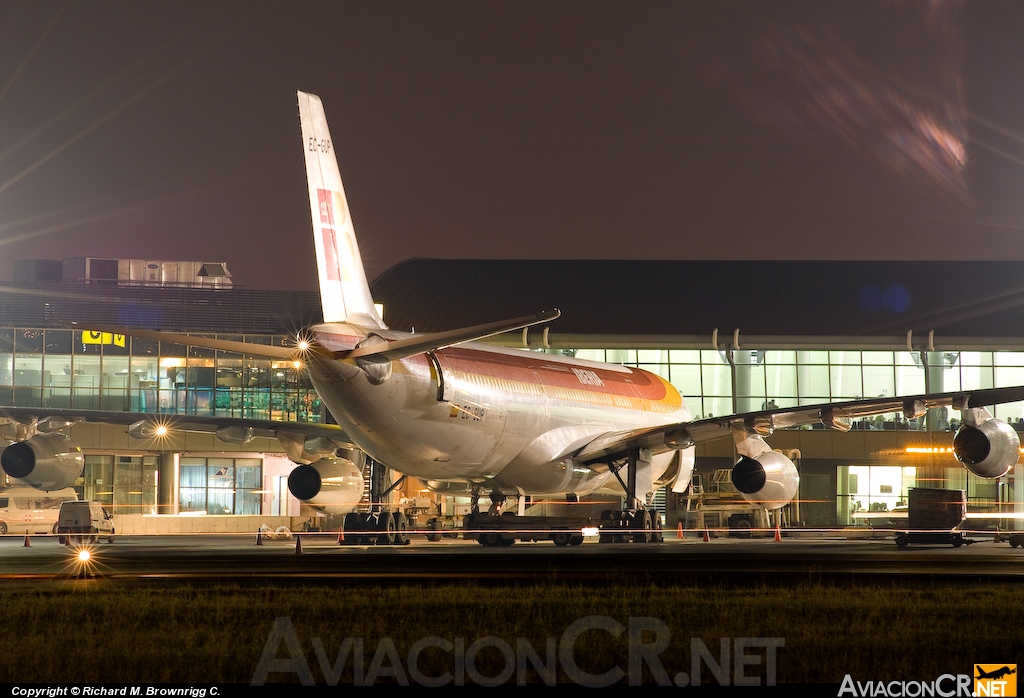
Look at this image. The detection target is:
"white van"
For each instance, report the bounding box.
[0,487,78,535]
[57,501,115,544]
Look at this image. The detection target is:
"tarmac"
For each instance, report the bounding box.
[2,530,1022,585]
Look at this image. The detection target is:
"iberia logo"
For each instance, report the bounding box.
[975,665,1017,697]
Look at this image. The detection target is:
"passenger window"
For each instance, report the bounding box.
[0,498,8,508]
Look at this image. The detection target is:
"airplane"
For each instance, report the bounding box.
[2,90,1024,545]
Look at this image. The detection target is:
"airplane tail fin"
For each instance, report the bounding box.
[297,91,387,330]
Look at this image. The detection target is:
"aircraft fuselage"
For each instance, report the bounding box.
[307,323,690,496]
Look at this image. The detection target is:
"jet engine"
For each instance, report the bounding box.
[952,418,1020,479]
[731,450,799,510]
[286,457,364,513]
[0,433,84,491]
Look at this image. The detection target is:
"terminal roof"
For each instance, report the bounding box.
[369,259,1024,339]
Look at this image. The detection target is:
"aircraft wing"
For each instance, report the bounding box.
[573,386,1024,465]
[0,406,355,448]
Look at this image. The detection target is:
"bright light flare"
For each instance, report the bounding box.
[293,332,317,357]
[65,540,101,579]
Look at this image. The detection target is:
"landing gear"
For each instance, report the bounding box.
[455,446,666,547]
[340,511,411,546]
[376,511,396,546]
[598,508,662,544]
[631,509,653,544]
[487,490,507,515]
[651,511,664,543]
[594,447,664,544]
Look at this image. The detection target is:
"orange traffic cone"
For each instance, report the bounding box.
[702,526,710,542]
[676,521,684,540]
[294,534,303,555]
[774,522,782,542]
[254,531,263,546]
[23,532,30,547]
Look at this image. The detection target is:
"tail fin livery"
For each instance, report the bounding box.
[297,91,387,330]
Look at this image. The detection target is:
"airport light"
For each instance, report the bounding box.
[66,541,100,579]
[127,419,172,440]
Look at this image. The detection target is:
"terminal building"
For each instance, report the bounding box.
[2,257,1024,531]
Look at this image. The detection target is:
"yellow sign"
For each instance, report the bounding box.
[82,331,126,348]
[975,665,1017,697]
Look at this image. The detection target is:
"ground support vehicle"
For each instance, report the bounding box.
[56,501,114,544]
[462,509,664,546]
[685,470,773,538]
[0,487,77,535]
[894,488,973,548]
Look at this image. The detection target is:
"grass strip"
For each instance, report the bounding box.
[2,580,1018,684]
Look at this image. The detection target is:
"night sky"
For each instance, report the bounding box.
[2,1,1024,291]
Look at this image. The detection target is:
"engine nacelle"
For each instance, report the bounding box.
[731,451,799,510]
[1,433,84,491]
[953,418,1020,479]
[287,457,364,514]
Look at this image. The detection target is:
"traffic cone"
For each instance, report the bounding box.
[676,521,684,539]
[774,522,782,542]
[22,532,30,547]
[702,526,710,542]
[254,531,263,546]
[337,528,345,545]
[294,534,303,555]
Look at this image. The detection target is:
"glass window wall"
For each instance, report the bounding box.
[551,343,968,429]
[177,457,263,515]
[0,328,322,423]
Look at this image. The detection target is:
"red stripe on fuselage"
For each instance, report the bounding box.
[436,346,670,403]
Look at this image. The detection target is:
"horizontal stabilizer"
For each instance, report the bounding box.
[336,309,561,362]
